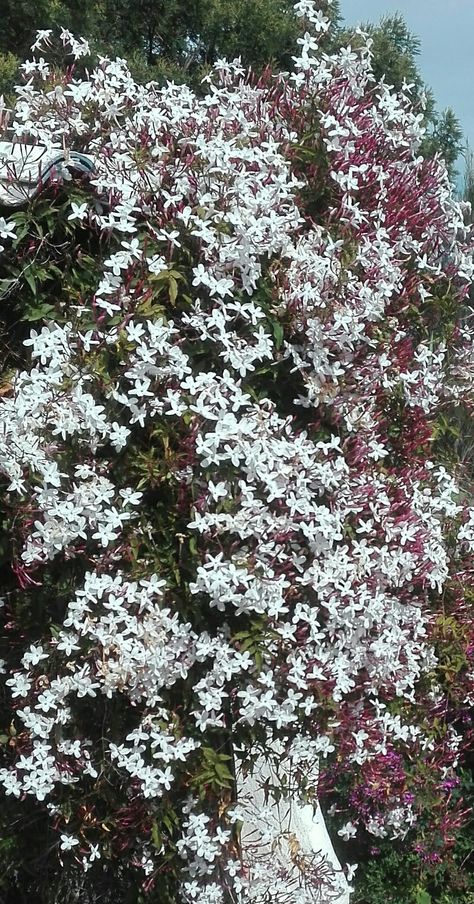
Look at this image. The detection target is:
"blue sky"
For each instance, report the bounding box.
[338,0,474,183]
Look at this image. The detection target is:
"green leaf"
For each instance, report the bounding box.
[415,890,431,904]
[215,763,233,783]
[169,276,178,305]
[22,303,56,321]
[162,810,178,834]
[24,269,36,295]
[272,320,284,350]
[151,821,162,850]
[188,535,198,556]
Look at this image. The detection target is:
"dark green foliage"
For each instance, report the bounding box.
[99,0,202,67]
[0,0,305,77]
[0,52,18,106]
[421,108,464,184]
[100,0,340,75]
[0,0,98,59]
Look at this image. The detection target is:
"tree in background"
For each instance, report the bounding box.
[339,12,423,90]
[0,0,337,96]
[0,0,99,59]
[100,0,299,70]
[0,51,18,106]
[422,107,463,185]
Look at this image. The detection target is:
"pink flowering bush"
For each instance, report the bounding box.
[1,3,474,902]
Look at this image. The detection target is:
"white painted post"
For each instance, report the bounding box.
[236,748,351,903]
